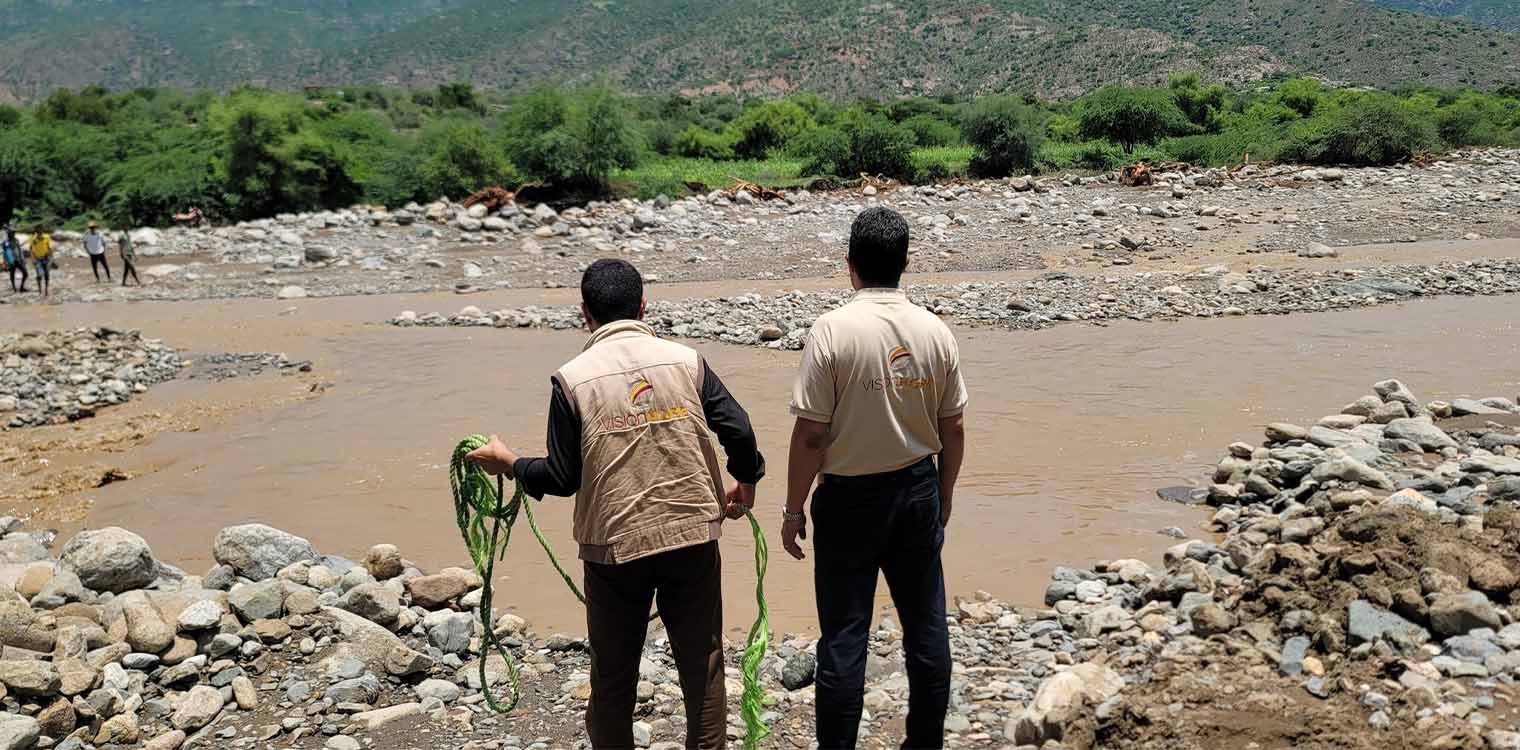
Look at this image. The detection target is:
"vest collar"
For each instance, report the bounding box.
[583,319,658,351]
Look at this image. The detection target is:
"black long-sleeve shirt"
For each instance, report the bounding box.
[512,361,765,499]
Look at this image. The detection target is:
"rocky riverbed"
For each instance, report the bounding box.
[1,379,1519,749]
[0,328,312,430]
[388,257,1520,350]
[3,149,1516,307]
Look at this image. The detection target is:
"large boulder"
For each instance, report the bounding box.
[0,714,40,750]
[405,569,478,609]
[1383,417,1457,452]
[1348,600,1430,647]
[118,590,175,654]
[1013,663,1124,745]
[1430,592,1502,638]
[322,607,431,677]
[170,685,224,731]
[59,528,160,594]
[227,579,287,623]
[339,583,400,627]
[213,524,317,581]
[0,660,61,697]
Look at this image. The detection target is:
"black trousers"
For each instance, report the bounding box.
[7,261,24,291]
[89,253,111,281]
[121,258,139,286]
[584,541,726,749]
[812,457,951,749]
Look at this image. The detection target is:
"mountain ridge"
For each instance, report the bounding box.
[0,0,1515,101]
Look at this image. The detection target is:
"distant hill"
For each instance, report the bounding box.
[1369,0,1519,32]
[0,0,1516,101]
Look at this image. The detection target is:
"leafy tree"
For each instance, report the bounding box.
[902,114,960,147]
[571,86,640,185]
[1169,73,1229,132]
[1076,86,1192,153]
[961,96,1044,177]
[501,85,637,189]
[1277,77,1324,118]
[419,121,513,199]
[728,100,816,159]
[0,129,48,224]
[437,82,485,114]
[796,110,914,180]
[101,129,220,225]
[673,126,737,160]
[0,106,20,129]
[1436,93,1513,146]
[1284,95,1439,166]
[211,93,307,218]
[276,131,362,210]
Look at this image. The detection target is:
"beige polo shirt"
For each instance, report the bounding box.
[790,288,968,476]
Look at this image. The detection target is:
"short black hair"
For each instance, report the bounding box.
[580,258,644,324]
[848,207,910,287]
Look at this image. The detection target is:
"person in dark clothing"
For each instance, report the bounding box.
[465,258,766,750]
[118,231,140,286]
[3,228,25,293]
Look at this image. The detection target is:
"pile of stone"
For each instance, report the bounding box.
[0,329,185,429]
[1012,379,1520,749]
[389,257,1520,351]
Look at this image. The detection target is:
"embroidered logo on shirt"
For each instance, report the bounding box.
[862,344,933,392]
[628,379,655,405]
[888,345,913,372]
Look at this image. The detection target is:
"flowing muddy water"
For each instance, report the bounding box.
[7,290,1520,637]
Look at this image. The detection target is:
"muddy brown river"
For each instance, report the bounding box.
[7,289,1519,638]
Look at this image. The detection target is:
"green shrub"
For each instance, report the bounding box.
[672,125,737,160]
[631,173,689,201]
[797,111,916,180]
[418,121,513,200]
[1169,73,1229,132]
[902,114,961,147]
[1436,94,1514,147]
[1045,114,1080,143]
[1076,86,1192,153]
[728,100,816,159]
[1282,95,1439,166]
[961,96,1044,178]
[501,85,639,189]
[1276,77,1324,118]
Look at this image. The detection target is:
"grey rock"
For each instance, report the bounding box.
[1280,636,1310,677]
[1429,591,1502,638]
[324,674,380,704]
[339,582,400,627]
[424,611,473,655]
[58,527,159,593]
[1382,417,1457,452]
[782,651,816,691]
[1347,600,1429,647]
[170,685,224,731]
[414,678,460,704]
[0,714,40,750]
[212,524,317,581]
[227,579,286,622]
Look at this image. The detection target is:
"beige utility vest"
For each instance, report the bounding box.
[554,320,726,564]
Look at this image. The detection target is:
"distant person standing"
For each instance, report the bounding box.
[783,207,968,750]
[3,227,25,293]
[83,222,111,282]
[118,230,140,286]
[28,226,52,299]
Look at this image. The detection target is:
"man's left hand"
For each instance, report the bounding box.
[465,434,519,477]
[724,483,756,520]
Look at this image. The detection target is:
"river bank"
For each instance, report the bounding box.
[1,376,1518,750]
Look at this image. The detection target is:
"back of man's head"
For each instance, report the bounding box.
[848,207,910,287]
[580,258,644,325]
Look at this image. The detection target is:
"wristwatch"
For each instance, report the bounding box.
[782,510,806,523]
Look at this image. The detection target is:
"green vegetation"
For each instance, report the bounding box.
[3,78,1518,228]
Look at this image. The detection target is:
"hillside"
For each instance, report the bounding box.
[0,0,1516,101]
[1370,0,1519,32]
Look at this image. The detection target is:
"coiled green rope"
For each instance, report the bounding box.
[450,435,771,748]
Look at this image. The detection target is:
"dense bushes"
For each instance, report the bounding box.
[0,78,1516,227]
[961,97,1044,177]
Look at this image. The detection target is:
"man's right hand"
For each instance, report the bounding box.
[724,483,756,520]
[781,517,807,560]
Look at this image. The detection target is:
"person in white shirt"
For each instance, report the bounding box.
[83,222,111,283]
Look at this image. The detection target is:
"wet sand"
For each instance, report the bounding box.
[5,288,1519,636]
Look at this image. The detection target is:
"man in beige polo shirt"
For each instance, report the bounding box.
[783,207,968,749]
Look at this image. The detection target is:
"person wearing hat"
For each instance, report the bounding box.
[84,221,111,283]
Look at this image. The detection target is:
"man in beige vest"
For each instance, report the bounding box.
[783,207,967,749]
[467,258,765,749]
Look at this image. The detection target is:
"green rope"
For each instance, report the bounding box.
[450,435,772,748]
